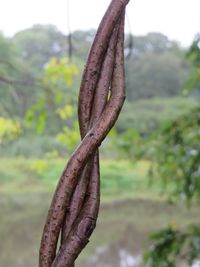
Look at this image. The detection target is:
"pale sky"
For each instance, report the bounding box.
[0,0,199,47]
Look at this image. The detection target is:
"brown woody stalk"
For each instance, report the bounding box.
[55,16,123,267]
[60,17,121,245]
[39,0,128,266]
[78,0,129,138]
[52,13,125,266]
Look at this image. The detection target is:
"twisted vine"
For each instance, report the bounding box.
[39,0,130,266]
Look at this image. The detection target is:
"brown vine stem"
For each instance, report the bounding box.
[56,15,122,267]
[60,17,121,245]
[39,0,129,266]
[51,11,126,267]
[78,0,129,138]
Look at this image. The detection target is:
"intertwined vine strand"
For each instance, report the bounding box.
[39,1,129,266]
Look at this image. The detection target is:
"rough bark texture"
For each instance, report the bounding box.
[39,0,129,266]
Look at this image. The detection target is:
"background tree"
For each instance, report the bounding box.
[144,34,200,267]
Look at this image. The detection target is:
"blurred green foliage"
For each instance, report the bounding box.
[42,57,79,87]
[13,25,68,71]
[144,34,200,266]
[117,97,198,135]
[149,106,200,203]
[0,117,22,144]
[185,34,200,93]
[144,225,200,267]
[25,56,79,135]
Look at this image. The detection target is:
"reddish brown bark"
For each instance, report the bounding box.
[39,0,129,266]
[60,15,121,245]
[78,0,129,138]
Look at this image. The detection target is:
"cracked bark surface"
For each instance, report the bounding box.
[39,0,130,266]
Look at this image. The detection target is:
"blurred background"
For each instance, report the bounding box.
[0,0,200,266]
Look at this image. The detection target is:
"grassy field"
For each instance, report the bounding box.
[0,157,161,199]
[1,158,199,267]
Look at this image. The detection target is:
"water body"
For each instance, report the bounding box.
[89,246,141,267]
[1,194,200,267]
[84,243,200,267]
